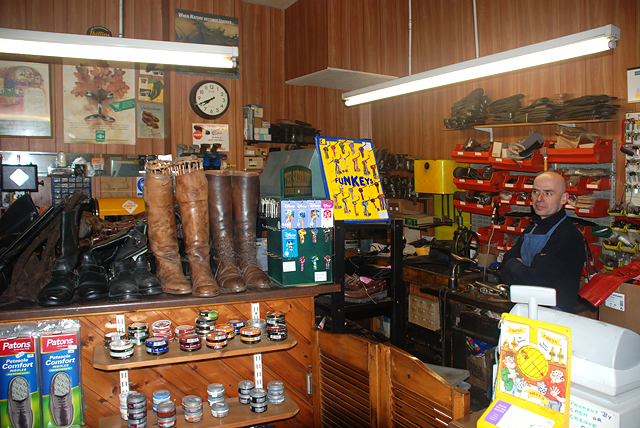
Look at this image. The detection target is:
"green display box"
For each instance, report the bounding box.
[267,227,333,286]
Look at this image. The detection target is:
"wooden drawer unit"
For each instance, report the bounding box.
[409,284,440,331]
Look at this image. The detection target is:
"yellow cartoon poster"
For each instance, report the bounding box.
[315,136,389,223]
[479,313,572,428]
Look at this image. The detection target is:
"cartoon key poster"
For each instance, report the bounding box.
[315,136,389,223]
[479,313,572,428]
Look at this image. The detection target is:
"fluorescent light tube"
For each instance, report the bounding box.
[343,25,620,106]
[0,28,238,69]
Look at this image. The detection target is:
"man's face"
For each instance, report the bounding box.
[531,174,568,219]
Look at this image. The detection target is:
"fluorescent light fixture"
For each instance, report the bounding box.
[0,28,238,69]
[343,24,620,106]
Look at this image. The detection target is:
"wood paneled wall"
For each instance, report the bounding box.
[369,0,640,199]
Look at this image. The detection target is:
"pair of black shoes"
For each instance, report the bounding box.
[8,373,73,428]
[37,220,161,306]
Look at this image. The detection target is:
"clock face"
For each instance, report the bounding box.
[189,81,230,119]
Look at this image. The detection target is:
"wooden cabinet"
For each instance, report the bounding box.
[0,285,338,427]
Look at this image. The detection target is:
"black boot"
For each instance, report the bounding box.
[109,260,141,302]
[37,209,80,306]
[134,254,162,295]
[108,221,150,302]
[77,229,130,301]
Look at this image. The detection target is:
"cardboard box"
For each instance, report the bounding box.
[248,104,263,117]
[244,156,265,170]
[244,145,257,156]
[466,347,496,391]
[599,282,640,336]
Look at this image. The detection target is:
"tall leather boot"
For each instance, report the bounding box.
[174,158,219,298]
[37,208,81,306]
[232,171,270,290]
[206,171,246,293]
[144,160,191,294]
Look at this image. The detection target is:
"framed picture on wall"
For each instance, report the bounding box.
[0,60,52,137]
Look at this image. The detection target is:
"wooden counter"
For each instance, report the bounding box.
[0,284,338,428]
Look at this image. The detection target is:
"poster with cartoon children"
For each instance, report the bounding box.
[491,313,571,425]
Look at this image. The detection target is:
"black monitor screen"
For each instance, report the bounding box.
[1,165,39,192]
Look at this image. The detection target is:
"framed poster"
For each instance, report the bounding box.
[62,60,136,145]
[0,61,51,137]
[315,136,389,223]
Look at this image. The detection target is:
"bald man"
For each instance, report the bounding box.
[500,171,586,313]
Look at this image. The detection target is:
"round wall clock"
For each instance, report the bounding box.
[189,80,230,119]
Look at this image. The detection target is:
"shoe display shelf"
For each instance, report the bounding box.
[95,335,300,427]
[99,394,298,428]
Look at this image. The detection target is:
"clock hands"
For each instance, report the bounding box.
[198,96,216,106]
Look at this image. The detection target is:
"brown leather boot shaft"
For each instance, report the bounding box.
[232,171,270,289]
[206,171,246,293]
[143,172,191,294]
[175,168,219,298]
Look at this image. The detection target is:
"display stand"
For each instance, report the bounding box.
[316,218,405,348]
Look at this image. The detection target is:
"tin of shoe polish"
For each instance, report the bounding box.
[226,318,245,333]
[211,402,229,418]
[238,380,255,395]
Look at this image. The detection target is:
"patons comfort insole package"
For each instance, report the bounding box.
[37,320,84,428]
[0,322,41,428]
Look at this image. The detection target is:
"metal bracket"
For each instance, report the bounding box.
[251,302,263,389]
[116,314,129,394]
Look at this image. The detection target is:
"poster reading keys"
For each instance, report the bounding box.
[315,136,389,223]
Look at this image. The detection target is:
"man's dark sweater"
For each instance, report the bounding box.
[500,208,585,313]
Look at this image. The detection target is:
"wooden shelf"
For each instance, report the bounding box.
[93,335,297,371]
[98,393,299,428]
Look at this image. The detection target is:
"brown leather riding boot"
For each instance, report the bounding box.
[174,158,219,298]
[144,161,191,294]
[232,171,270,290]
[206,171,246,293]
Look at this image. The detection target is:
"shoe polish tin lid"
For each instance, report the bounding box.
[207,383,225,398]
[226,318,245,333]
[266,310,286,324]
[247,318,267,334]
[174,325,195,337]
[198,309,219,320]
[152,389,171,402]
[238,380,255,395]
[182,395,203,411]
[156,401,176,418]
[127,391,147,409]
[110,339,134,357]
[104,331,126,347]
[267,380,284,392]
[249,387,268,403]
[211,402,230,418]
[151,319,173,333]
[128,322,149,332]
[214,323,235,339]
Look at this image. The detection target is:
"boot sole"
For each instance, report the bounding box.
[162,289,192,295]
[192,291,220,298]
[108,294,142,303]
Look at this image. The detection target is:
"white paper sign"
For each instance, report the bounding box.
[192,123,229,151]
[627,67,640,103]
